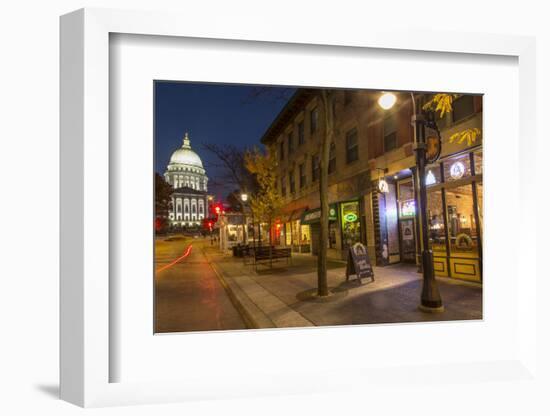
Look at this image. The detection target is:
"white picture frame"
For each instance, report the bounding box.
[60,8,538,408]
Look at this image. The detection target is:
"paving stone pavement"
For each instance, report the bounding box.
[203,245,483,329]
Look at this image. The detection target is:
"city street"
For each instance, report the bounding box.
[154,235,482,332]
[154,236,247,333]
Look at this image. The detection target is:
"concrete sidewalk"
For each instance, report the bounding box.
[203,246,482,329]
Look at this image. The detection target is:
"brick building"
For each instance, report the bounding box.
[261,88,483,282]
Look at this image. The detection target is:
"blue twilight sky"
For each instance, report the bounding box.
[154,81,295,199]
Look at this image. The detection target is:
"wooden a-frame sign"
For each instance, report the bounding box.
[345,242,375,283]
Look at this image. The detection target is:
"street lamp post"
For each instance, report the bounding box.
[240,193,248,245]
[378,92,444,312]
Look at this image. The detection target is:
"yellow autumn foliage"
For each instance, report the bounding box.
[449,128,481,146]
[422,93,459,118]
[244,147,283,224]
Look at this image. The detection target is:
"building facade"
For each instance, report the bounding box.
[164,133,209,227]
[261,89,483,282]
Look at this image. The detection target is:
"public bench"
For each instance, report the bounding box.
[243,245,292,269]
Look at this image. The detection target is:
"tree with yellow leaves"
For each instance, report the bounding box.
[244,147,283,257]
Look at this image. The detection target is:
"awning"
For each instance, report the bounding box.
[290,208,307,221]
[300,204,337,224]
[277,212,293,223]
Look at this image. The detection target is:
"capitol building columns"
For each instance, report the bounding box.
[164,132,210,228]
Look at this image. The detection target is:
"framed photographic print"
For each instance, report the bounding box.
[60,7,538,408]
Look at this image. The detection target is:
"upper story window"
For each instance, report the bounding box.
[328,143,336,174]
[287,132,294,155]
[281,177,286,197]
[346,128,359,164]
[279,140,285,161]
[383,113,398,152]
[299,163,306,189]
[344,90,353,106]
[452,95,475,123]
[311,154,320,182]
[289,170,296,194]
[310,107,319,135]
[298,122,305,145]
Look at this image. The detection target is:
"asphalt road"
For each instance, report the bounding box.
[154,236,246,333]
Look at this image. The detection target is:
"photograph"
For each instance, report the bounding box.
[153,82,483,333]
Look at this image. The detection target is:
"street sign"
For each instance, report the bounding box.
[345,242,374,283]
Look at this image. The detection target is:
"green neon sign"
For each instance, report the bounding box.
[343,213,358,222]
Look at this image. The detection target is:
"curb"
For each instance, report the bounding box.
[202,248,276,330]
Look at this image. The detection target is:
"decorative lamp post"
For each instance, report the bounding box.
[240,193,248,245]
[378,91,444,312]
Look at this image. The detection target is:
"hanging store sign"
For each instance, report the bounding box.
[425,120,442,164]
[345,242,374,283]
[300,204,337,224]
[378,178,389,193]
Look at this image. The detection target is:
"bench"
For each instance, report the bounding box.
[244,246,292,269]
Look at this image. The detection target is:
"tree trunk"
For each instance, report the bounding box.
[268,218,273,268]
[252,214,257,250]
[317,90,333,297]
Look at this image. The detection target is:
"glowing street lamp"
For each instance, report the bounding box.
[378,91,444,313]
[378,92,397,110]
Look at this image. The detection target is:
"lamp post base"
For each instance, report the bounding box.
[419,250,444,313]
[418,304,445,313]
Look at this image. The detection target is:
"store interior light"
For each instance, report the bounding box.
[426,170,436,186]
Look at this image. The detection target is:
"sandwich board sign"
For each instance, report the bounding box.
[345,242,374,283]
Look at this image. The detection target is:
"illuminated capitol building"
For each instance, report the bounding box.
[164,132,209,227]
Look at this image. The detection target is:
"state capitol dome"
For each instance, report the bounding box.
[169,132,204,168]
[164,132,208,192]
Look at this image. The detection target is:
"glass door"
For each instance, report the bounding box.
[397,179,417,263]
[444,184,481,281]
[427,189,448,275]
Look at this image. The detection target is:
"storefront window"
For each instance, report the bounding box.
[474,151,483,175]
[329,222,337,248]
[341,201,361,250]
[397,179,416,218]
[443,154,471,182]
[476,182,483,237]
[427,190,446,255]
[425,165,442,186]
[285,223,292,245]
[398,180,414,201]
[291,220,300,247]
[300,224,311,245]
[445,185,479,257]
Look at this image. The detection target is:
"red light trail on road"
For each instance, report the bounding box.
[156,244,193,274]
